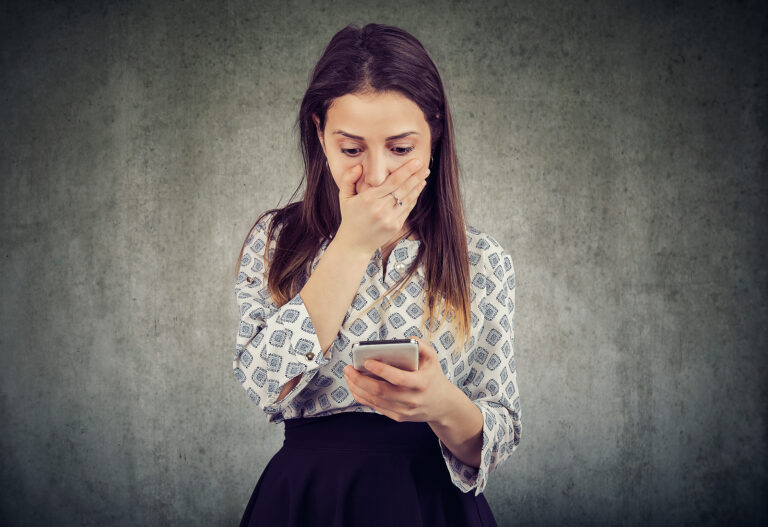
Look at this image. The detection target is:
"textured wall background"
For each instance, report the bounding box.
[1,0,766,525]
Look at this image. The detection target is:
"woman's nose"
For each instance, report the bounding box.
[364,154,391,186]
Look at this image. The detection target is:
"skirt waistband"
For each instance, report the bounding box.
[282,410,440,453]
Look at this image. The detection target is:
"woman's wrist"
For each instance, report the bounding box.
[329,230,377,261]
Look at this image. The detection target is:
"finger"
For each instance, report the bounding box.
[394,169,430,223]
[364,359,418,389]
[345,364,388,386]
[349,366,414,405]
[391,167,429,211]
[396,166,429,200]
[370,158,423,199]
[351,382,412,417]
[337,163,363,199]
[347,379,383,407]
[349,366,390,396]
[413,337,437,369]
[350,388,379,410]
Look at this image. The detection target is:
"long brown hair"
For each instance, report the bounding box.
[236,23,472,359]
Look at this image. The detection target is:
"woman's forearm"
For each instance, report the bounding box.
[428,383,484,468]
[275,237,371,402]
[299,236,372,355]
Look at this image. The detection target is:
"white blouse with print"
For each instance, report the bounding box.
[233,211,521,496]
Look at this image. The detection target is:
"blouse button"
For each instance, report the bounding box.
[245,276,254,284]
[305,351,315,361]
[394,262,407,273]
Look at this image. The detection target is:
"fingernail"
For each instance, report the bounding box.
[414,159,423,168]
[424,168,430,176]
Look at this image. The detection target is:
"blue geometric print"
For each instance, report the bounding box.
[387,313,406,329]
[233,211,521,498]
[406,303,423,319]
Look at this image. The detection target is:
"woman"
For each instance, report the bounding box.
[233,23,521,527]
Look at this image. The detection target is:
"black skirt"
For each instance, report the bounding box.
[238,411,498,527]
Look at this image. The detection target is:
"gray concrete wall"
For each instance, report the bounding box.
[1,1,765,525]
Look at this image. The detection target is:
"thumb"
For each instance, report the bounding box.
[338,164,363,200]
[415,337,436,369]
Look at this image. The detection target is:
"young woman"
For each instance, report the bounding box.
[233,23,521,527]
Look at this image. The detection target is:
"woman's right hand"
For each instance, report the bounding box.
[334,158,430,256]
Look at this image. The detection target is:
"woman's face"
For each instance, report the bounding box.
[314,91,432,195]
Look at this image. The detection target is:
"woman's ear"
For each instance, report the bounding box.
[312,114,326,155]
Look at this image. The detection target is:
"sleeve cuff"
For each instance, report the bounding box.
[263,291,332,406]
[436,400,495,496]
[237,291,333,417]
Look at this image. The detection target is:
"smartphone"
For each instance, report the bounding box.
[350,338,419,381]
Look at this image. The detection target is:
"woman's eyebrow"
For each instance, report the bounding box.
[332,130,419,141]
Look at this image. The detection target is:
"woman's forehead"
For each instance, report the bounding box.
[326,92,428,139]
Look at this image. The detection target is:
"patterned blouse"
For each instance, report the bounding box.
[233,211,521,496]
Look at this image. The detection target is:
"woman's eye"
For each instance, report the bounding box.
[392,146,414,155]
[340,146,415,157]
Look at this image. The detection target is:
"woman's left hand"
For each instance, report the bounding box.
[343,336,456,424]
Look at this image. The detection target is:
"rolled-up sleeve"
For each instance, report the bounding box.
[438,238,522,496]
[233,217,331,421]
